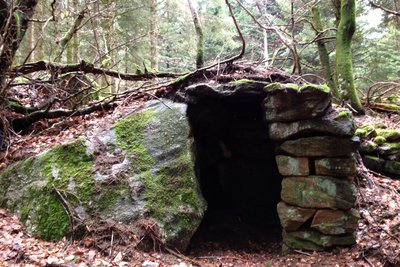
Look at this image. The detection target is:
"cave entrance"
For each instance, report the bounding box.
[187,91,283,250]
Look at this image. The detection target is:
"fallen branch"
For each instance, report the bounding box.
[11,100,117,132]
[10,60,184,81]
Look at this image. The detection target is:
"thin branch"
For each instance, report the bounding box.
[369,1,400,16]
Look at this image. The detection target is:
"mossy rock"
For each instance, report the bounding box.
[0,100,206,251]
[375,129,400,142]
[0,139,93,240]
[263,83,331,122]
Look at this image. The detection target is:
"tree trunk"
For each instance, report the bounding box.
[0,0,38,149]
[187,0,204,69]
[150,0,158,70]
[311,3,339,97]
[336,0,364,113]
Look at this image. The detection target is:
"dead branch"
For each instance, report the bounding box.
[10,60,184,81]
[369,1,400,16]
[11,100,117,132]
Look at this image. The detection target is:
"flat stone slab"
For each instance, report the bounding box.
[283,230,356,251]
[279,136,359,157]
[277,202,315,231]
[264,83,331,122]
[315,157,357,178]
[281,176,357,210]
[384,160,400,177]
[363,155,385,172]
[269,109,355,141]
[311,209,359,235]
[276,155,309,176]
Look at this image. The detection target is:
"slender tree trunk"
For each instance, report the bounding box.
[311,3,339,97]
[56,9,85,62]
[0,0,38,149]
[187,0,204,69]
[336,0,364,113]
[150,0,158,70]
[263,29,269,67]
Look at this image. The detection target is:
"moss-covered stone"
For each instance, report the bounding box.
[264,82,331,122]
[264,82,300,92]
[360,141,378,153]
[375,129,400,142]
[372,136,386,145]
[384,161,400,176]
[363,155,385,172]
[0,139,94,240]
[299,84,330,93]
[335,110,352,119]
[113,100,206,250]
[0,99,206,251]
[283,230,356,251]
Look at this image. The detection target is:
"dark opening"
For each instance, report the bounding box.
[186,92,283,251]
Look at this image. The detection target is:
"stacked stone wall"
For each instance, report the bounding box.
[264,83,359,251]
[357,125,400,177]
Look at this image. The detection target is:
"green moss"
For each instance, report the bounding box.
[375,129,400,141]
[144,152,202,224]
[385,142,400,150]
[285,83,299,90]
[299,84,330,93]
[264,82,283,91]
[355,129,367,139]
[264,82,299,91]
[230,79,254,86]
[373,136,386,145]
[364,155,381,161]
[38,139,94,204]
[35,193,70,240]
[374,103,400,112]
[113,110,155,172]
[336,110,352,119]
[97,185,127,210]
[1,139,95,241]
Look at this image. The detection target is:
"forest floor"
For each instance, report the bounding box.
[1,97,400,266]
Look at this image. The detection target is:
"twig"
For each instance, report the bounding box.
[165,247,201,267]
[363,256,374,267]
[294,249,312,256]
[109,231,114,257]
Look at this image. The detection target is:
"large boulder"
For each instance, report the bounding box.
[0,100,206,251]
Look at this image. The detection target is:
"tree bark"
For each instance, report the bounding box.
[187,0,204,69]
[311,3,339,97]
[0,0,38,148]
[336,0,364,113]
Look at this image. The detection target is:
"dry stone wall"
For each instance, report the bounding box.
[263,82,359,251]
[186,80,360,251]
[357,125,400,178]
